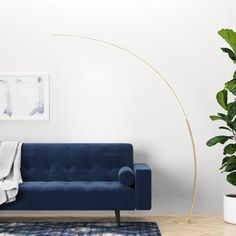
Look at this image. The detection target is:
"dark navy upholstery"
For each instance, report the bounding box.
[0,181,135,210]
[134,164,152,210]
[21,143,133,181]
[0,143,151,212]
[118,166,134,186]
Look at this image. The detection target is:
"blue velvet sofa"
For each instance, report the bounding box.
[0,143,151,225]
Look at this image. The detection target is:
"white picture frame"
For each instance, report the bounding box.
[0,73,50,121]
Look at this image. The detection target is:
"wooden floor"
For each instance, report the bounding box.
[153,216,236,236]
[0,215,236,236]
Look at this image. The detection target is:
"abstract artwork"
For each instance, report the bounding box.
[0,73,49,121]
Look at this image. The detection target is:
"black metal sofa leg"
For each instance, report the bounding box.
[115,210,120,227]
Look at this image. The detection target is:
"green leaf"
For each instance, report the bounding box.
[210,115,223,121]
[219,126,231,131]
[218,113,225,116]
[216,90,228,110]
[224,144,236,155]
[221,48,236,63]
[221,156,236,172]
[217,113,232,123]
[234,70,236,79]
[227,172,236,185]
[206,135,232,146]
[209,114,233,128]
[225,164,236,172]
[232,119,236,131]
[228,102,236,120]
[225,79,236,95]
[221,155,236,166]
[227,102,234,110]
[218,113,227,117]
[227,156,236,165]
[220,162,227,171]
[222,156,230,165]
[218,29,236,54]
[227,122,234,130]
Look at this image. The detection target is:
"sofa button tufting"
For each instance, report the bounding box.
[14,143,151,214]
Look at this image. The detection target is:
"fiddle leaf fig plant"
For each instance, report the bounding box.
[207,29,236,186]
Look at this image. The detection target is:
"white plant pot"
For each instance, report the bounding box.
[224,194,236,224]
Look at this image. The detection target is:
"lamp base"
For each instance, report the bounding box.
[174,216,197,224]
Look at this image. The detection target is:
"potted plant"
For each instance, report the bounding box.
[207,28,236,224]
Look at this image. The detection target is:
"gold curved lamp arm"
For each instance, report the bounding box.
[52,33,197,223]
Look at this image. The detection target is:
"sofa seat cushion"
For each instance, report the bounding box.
[0,181,135,210]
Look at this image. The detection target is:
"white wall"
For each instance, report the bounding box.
[0,0,236,216]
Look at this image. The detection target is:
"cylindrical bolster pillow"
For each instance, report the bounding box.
[118,166,134,186]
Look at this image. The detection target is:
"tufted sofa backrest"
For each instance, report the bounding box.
[21,143,133,181]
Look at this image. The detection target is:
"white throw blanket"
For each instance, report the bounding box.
[0,141,22,205]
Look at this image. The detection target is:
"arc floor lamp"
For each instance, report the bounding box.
[53,34,197,223]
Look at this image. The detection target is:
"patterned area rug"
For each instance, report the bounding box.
[0,222,161,236]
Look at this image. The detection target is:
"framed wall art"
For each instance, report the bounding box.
[0,73,49,121]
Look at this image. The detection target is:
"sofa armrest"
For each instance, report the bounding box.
[133,163,151,210]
